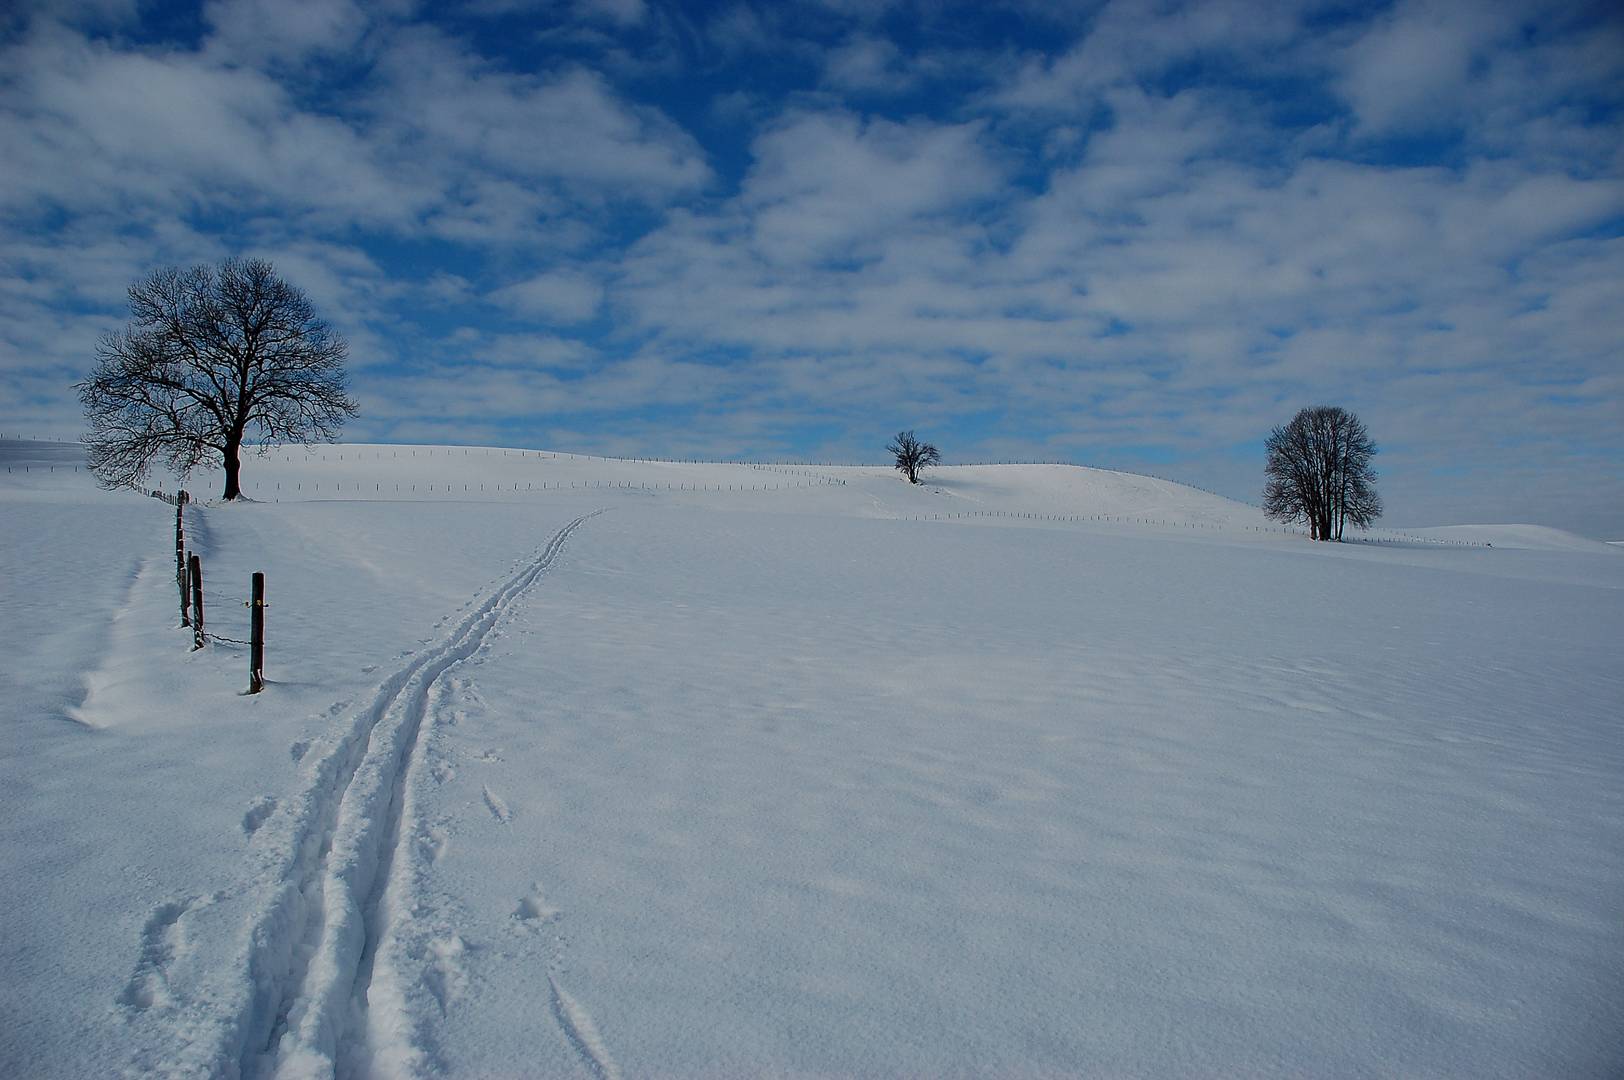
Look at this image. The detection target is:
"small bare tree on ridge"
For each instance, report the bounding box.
[887,430,941,485]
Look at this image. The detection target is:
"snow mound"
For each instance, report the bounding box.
[6,439,1614,554]
[1408,523,1618,552]
[123,442,1286,538]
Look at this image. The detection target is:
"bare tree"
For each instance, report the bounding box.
[1263,406,1380,540]
[887,429,941,484]
[1340,473,1383,540]
[78,257,357,500]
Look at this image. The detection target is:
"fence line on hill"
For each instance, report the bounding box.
[143,447,1486,550]
[255,445,852,485]
[243,476,845,496]
[891,507,1490,547]
[232,443,1284,513]
[224,476,1490,547]
[156,491,269,693]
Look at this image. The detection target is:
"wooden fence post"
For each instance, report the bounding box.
[176,491,189,626]
[189,553,204,650]
[249,572,265,694]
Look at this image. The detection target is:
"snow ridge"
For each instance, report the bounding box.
[228,510,605,1079]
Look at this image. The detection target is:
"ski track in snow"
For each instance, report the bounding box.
[221,510,604,1080]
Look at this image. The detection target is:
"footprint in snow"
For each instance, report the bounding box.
[419,824,450,863]
[242,797,276,837]
[482,785,512,823]
[424,935,468,1013]
[120,898,191,1011]
[514,883,559,924]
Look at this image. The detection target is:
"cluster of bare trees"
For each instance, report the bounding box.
[1263,406,1381,541]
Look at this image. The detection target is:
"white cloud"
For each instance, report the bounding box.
[0,25,426,225]
[739,111,1003,265]
[203,0,375,68]
[992,0,1314,111]
[471,333,598,370]
[705,4,782,57]
[368,33,711,200]
[822,35,912,93]
[489,271,606,323]
[2,0,139,31]
[1336,0,1515,134]
[0,12,710,243]
[579,0,646,27]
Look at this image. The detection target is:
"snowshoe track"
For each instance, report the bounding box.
[229,510,605,1079]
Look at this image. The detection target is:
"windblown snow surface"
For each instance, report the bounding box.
[3,439,1622,1078]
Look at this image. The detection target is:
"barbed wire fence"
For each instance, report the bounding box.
[159,493,269,692]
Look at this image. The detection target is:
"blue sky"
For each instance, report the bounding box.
[3,0,1622,535]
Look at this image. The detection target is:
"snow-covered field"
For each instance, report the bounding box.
[3,438,1622,1078]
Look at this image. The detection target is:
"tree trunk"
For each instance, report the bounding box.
[223,438,242,500]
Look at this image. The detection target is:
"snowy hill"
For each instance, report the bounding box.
[159,441,1278,531]
[1407,522,1619,552]
[4,440,1622,1077]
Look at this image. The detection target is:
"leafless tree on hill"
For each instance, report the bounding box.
[1263,406,1381,540]
[78,257,357,500]
[887,430,941,484]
